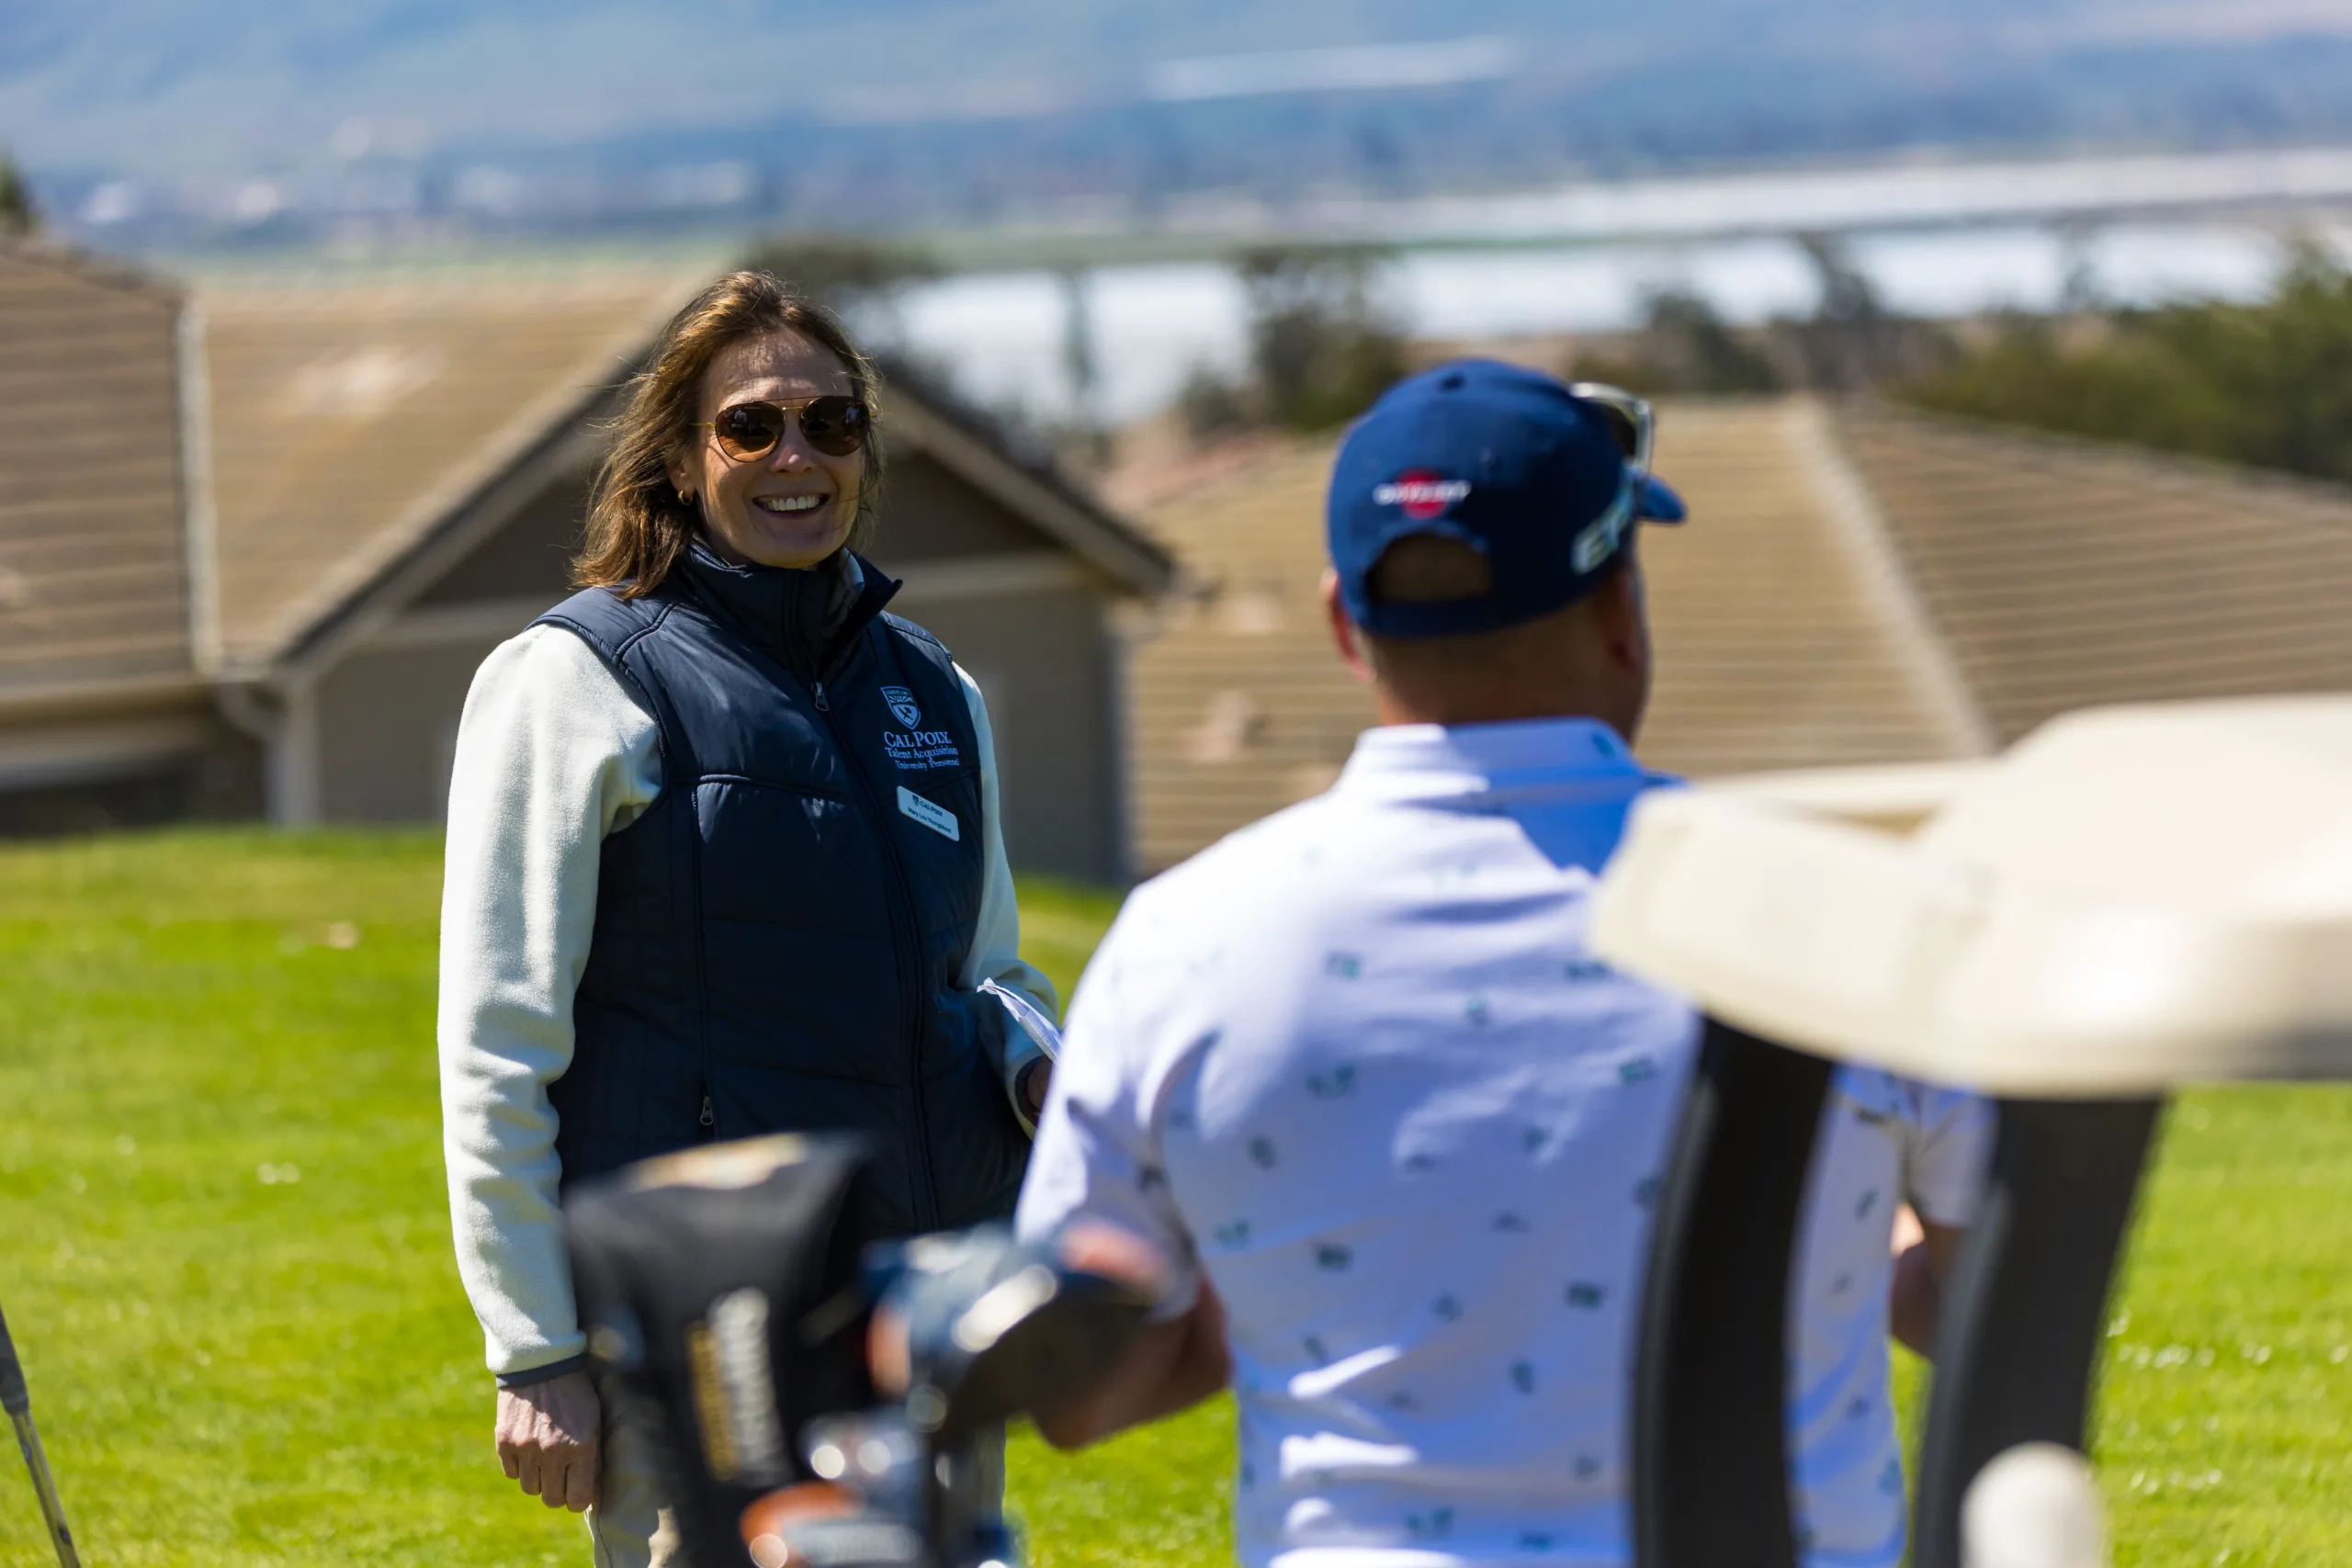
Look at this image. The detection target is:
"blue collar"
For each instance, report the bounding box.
[1334,717,1655,803]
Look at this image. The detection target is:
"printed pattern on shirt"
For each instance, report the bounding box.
[1015,720,1993,1568]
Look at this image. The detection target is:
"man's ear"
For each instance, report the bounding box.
[1321,569,1374,684]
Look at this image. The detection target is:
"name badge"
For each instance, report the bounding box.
[898,785,960,842]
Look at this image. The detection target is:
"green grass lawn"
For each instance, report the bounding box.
[0,829,2346,1566]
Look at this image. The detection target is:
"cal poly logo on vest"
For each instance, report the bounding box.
[880,682,962,772]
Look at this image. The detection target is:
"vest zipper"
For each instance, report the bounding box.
[699,1093,716,1132]
[808,666,941,1231]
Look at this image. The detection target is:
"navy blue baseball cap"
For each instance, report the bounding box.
[1327,359,1687,638]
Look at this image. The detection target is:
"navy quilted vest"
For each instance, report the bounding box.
[534,546,1030,1236]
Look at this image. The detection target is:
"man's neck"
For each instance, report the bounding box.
[1372,684,1632,737]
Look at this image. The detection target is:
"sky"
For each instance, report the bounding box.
[11,0,2352,180]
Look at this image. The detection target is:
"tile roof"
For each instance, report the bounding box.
[1121,400,1984,871]
[1125,394,2352,873]
[1635,399,1985,778]
[1833,400,2352,745]
[1125,439,1374,874]
[0,242,195,704]
[196,277,694,671]
[193,279,1170,673]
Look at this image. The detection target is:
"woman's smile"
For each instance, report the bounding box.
[736,487,842,560]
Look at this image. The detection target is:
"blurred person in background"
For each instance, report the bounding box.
[436,271,1060,1568]
[1016,360,1989,1568]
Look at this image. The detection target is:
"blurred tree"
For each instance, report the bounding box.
[1572,288,1786,395]
[1784,234,1953,391]
[1568,247,1958,398]
[1177,360,1256,438]
[1059,265,1111,467]
[1904,242,2352,487]
[0,152,39,238]
[1237,245,1408,432]
[743,234,941,310]
[2052,218,2107,317]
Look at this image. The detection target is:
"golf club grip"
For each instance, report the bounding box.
[0,1303,28,1417]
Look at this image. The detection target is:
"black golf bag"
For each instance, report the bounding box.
[564,1134,1155,1568]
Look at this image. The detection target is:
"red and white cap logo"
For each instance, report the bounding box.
[1373,469,1472,521]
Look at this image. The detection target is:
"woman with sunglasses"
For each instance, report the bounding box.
[435,271,1060,1567]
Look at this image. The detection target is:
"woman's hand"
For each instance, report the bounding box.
[495,1370,602,1511]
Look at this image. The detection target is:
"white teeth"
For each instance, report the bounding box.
[757,495,825,514]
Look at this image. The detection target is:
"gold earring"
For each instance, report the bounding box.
[678,488,692,504]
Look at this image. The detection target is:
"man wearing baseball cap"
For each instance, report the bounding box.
[1017,360,1989,1567]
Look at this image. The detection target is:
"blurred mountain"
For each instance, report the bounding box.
[8,0,2352,237]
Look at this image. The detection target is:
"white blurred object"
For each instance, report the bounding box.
[1589,697,2352,1094]
[1962,1443,2109,1568]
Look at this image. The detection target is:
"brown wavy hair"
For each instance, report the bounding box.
[576,270,886,597]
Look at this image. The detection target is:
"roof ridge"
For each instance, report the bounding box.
[1785,396,1996,759]
[875,365,1174,597]
[236,277,704,671]
[197,274,701,313]
[0,233,179,300]
[1133,438,1330,524]
[1849,395,2352,517]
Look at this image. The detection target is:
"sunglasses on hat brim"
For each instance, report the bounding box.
[696,395,873,461]
[1564,382,1685,570]
[1566,381,1654,477]
[1570,380,1684,524]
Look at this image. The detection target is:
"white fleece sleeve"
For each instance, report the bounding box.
[954,663,1062,1129]
[438,624,662,1382]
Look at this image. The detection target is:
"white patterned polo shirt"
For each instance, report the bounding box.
[1016,717,1991,1568]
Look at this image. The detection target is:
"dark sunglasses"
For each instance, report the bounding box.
[697,395,872,461]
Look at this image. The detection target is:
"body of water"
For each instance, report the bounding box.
[889,220,2349,426]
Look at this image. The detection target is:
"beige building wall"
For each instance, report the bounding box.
[410,473,584,608]
[877,452,1046,559]
[312,640,507,823]
[900,584,1126,886]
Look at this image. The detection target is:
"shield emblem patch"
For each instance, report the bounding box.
[881,685,922,728]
